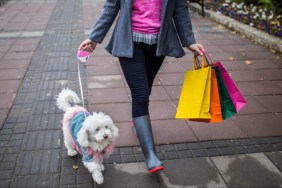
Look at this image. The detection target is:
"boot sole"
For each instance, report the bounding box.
[148,166,164,174]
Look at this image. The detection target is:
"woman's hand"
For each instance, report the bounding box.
[186,43,205,56]
[79,39,97,53]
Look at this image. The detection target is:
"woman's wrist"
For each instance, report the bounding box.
[186,43,204,56]
[88,39,97,48]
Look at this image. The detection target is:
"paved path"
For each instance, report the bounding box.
[0,0,282,187]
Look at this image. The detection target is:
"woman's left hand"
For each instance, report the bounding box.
[79,39,97,53]
[186,43,205,56]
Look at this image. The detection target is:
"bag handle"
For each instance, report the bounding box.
[193,50,215,69]
[201,50,214,64]
[193,54,208,69]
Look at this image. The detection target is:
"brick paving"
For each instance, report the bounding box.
[0,0,86,187]
[0,0,282,187]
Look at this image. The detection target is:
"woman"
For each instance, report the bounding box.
[79,0,204,174]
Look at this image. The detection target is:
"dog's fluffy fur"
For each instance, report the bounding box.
[56,88,119,184]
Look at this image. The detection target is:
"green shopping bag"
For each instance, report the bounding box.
[213,66,236,119]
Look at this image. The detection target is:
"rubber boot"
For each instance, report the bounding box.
[133,115,164,174]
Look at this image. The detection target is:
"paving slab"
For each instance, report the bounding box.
[97,163,161,188]
[273,81,282,88]
[89,103,131,123]
[265,151,282,172]
[150,86,171,101]
[188,118,247,141]
[9,43,38,52]
[229,69,263,82]
[86,64,120,76]
[234,114,282,137]
[21,31,44,38]
[237,81,282,95]
[255,95,282,113]
[0,69,27,80]
[88,87,130,104]
[114,122,139,147]
[218,60,252,70]
[211,153,282,187]
[3,51,34,60]
[163,86,181,100]
[218,44,267,52]
[0,32,20,38]
[0,80,22,93]
[246,59,280,70]
[0,109,9,129]
[159,61,186,73]
[149,101,177,120]
[245,51,279,60]
[160,158,227,188]
[13,38,41,45]
[259,69,282,81]
[86,56,118,66]
[87,75,124,89]
[0,45,10,53]
[152,119,198,145]
[0,59,31,69]
[0,39,15,46]
[157,73,185,86]
[0,93,16,109]
[238,96,270,115]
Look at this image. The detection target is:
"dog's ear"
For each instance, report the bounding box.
[111,125,119,139]
[77,126,90,147]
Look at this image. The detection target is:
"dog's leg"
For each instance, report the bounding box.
[83,161,104,185]
[65,141,78,156]
[62,125,77,156]
[99,164,105,172]
[96,159,104,172]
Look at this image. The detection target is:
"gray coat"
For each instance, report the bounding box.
[89,0,196,58]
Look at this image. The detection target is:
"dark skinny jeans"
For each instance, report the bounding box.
[118,42,165,118]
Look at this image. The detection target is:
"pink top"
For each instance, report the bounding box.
[132,0,162,34]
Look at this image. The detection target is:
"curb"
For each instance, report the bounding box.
[189,3,282,53]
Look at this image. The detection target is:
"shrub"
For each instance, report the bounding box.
[205,0,282,38]
[271,0,282,14]
[0,0,7,6]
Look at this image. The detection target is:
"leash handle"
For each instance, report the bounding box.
[77,49,90,62]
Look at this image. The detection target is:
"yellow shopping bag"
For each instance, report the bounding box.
[175,56,212,119]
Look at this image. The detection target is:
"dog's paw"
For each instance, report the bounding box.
[97,164,105,172]
[67,150,78,156]
[98,164,104,172]
[92,172,104,185]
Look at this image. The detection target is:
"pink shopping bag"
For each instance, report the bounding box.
[213,62,247,112]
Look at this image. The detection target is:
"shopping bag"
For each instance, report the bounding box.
[175,56,211,119]
[189,69,223,123]
[213,62,247,112]
[213,66,236,119]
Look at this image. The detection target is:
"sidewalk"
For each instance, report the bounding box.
[0,0,282,187]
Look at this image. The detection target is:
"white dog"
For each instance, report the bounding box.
[56,88,119,184]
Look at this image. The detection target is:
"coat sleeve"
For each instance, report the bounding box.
[173,0,196,47]
[89,0,120,43]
